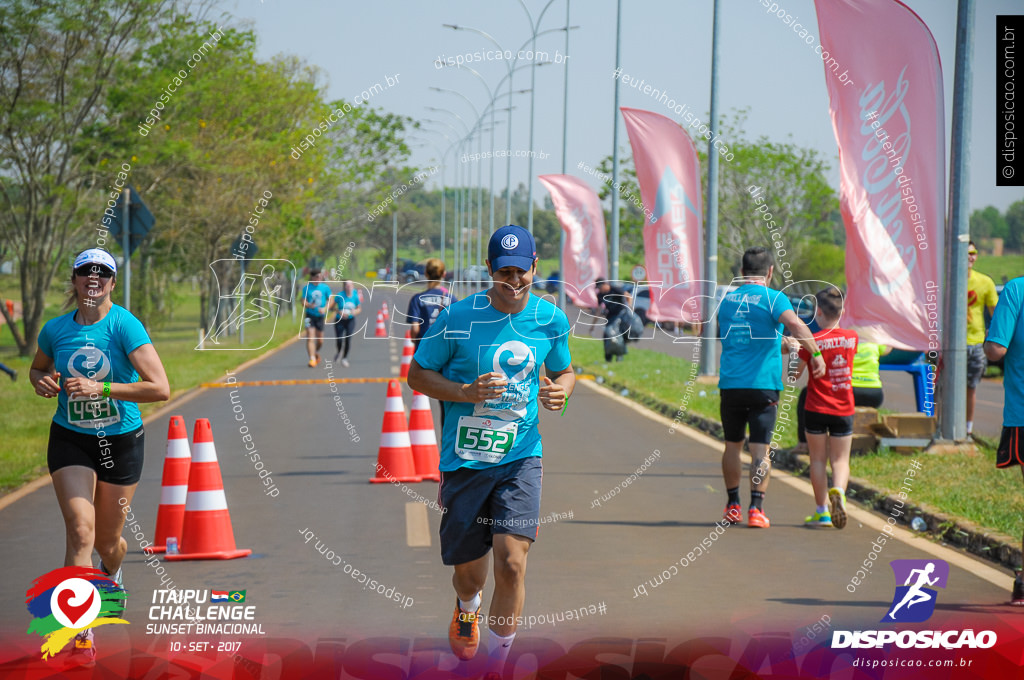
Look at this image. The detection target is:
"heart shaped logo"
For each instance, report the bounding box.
[57,588,95,626]
[49,578,101,629]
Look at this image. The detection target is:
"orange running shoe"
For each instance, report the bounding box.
[449,597,481,660]
[723,503,742,524]
[67,629,96,668]
[747,508,770,528]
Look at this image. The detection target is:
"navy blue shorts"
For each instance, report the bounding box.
[438,457,542,566]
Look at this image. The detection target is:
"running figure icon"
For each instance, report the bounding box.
[887,562,939,620]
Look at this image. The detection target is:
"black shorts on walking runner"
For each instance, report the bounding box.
[48,421,145,485]
[996,426,1024,468]
[720,389,780,444]
[804,410,854,437]
[438,457,542,566]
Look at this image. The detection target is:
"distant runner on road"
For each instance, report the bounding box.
[983,274,1024,605]
[328,279,361,367]
[717,247,824,529]
[408,225,574,677]
[300,268,332,367]
[407,258,456,347]
[29,249,170,666]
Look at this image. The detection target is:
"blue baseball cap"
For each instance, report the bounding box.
[488,225,536,272]
[73,248,117,275]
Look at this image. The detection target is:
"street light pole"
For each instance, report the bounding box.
[559,0,571,311]
[610,0,623,281]
[939,0,975,443]
[516,0,561,234]
[444,22,572,229]
[701,0,722,376]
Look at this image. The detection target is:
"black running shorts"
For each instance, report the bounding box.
[304,314,326,332]
[804,410,854,437]
[47,421,145,485]
[720,389,779,444]
[997,426,1024,468]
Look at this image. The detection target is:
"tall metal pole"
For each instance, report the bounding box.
[489,106,496,239]
[526,32,539,234]
[122,188,131,311]
[477,127,484,290]
[441,161,447,264]
[609,0,623,281]
[392,212,398,283]
[939,0,975,443]
[506,77,515,225]
[238,258,245,344]
[558,0,571,310]
[701,0,722,375]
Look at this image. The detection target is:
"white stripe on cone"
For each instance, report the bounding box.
[165,440,191,458]
[385,396,405,412]
[380,432,412,448]
[160,485,188,505]
[184,489,228,512]
[409,430,435,445]
[191,441,219,463]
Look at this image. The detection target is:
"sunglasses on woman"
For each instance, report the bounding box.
[74,265,115,279]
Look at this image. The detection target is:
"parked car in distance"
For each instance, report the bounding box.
[460,265,489,282]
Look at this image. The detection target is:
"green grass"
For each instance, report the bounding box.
[851,445,1021,540]
[976,254,1024,286]
[0,278,297,493]
[569,335,1021,541]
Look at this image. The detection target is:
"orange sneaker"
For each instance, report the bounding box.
[307,357,316,368]
[747,508,770,528]
[448,597,481,660]
[723,503,742,524]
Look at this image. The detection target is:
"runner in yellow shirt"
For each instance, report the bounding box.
[967,242,998,439]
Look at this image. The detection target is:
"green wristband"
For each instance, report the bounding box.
[811,350,822,357]
[102,382,111,397]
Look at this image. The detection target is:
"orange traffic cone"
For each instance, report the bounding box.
[375,311,387,337]
[151,415,191,553]
[400,333,415,378]
[408,391,441,482]
[370,380,422,483]
[381,301,390,320]
[166,419,252,560]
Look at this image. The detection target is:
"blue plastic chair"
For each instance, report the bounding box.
[878,356,935,416]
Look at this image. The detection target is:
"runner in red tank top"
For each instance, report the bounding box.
[789,287,858,529]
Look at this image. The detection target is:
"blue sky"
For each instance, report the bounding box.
[229,0,1022,213]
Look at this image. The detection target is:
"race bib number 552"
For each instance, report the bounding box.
[455,416,518,463]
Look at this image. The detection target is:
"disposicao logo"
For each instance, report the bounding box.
[884,559,947,623]
[26,566,128,659]
[832,560,997,649]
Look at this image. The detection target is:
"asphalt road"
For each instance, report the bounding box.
[1,290,1017,678]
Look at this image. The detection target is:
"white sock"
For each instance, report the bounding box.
[816,505,827,514]
[487,628,515,667]
[966,421,973,434]
[459,593,481,612]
